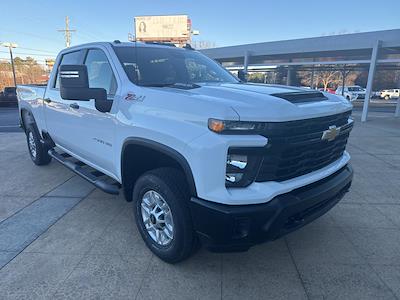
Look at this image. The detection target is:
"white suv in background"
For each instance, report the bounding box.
[336,86,366,101]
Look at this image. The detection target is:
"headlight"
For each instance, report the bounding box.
[208,119,265,134]
[225,148,263,187]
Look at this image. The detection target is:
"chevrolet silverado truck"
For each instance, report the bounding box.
[17,41,354,263]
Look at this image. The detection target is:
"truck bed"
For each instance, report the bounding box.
[17,84,47,102]
[17,84,48,133]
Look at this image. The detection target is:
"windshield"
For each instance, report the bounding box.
[348,86,363,92]
[114,46,239,87]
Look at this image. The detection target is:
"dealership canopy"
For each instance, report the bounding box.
[201,29,400,121]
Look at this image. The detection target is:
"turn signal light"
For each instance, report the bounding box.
[208,119,225,133]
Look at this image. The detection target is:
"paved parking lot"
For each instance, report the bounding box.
[0,111,399,299]
[0,108,20,133]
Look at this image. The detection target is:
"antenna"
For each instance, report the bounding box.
[58,16,76,48]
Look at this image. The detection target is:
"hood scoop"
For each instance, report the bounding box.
[271,91,328,103]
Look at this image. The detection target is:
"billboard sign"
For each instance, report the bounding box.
[134,15,190,42]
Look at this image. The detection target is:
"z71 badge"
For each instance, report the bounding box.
[124,93,145,102]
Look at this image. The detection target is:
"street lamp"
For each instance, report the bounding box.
[1,42,18,87]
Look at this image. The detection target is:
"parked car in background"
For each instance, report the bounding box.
[380,89,399,100]
[0,87,18,107]
[318,87,336,94]
[335,86,366,101]
[372,91,381,98]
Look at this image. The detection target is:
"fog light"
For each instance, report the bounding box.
[226,173,243,183]
[225,148,263,187]
[227,154,247,170]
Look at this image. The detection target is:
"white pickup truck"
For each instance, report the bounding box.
[17,41,354,263]
[380,89,400,100]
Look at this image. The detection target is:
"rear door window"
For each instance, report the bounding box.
[54,50,84,88]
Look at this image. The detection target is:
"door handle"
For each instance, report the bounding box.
[69,103,80,109]
[43,98,51,103]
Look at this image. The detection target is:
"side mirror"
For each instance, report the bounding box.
[238,69,248,82]
[59,64,111,113]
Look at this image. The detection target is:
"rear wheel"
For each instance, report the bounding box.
[133,168,198,263]
[25,125,52,165]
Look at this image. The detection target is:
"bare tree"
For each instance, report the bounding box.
[299,69,342,90]
[0,57,47,90]
[317,70,342,90]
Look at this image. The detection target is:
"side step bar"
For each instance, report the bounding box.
[48,149,120,195]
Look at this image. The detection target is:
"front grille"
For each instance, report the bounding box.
[255,111,352,182]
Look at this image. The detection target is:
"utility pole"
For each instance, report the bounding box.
[58,16,76,48]
[1,42,18,87]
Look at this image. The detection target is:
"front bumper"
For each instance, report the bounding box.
[189,164,353,252]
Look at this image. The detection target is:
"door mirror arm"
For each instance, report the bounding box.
[94,98,113,113]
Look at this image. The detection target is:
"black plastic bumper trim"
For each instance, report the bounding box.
[189,164,353,252]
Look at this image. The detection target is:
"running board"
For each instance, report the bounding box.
[48,149,120,195]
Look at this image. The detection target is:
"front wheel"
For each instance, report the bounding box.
[384,95,390,100]
[25,126,52,165]
[133,168,198,263]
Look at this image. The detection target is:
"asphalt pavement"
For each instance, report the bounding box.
[352,99,398,113]
[0,107,21,133]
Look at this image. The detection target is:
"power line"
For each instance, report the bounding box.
[57,16,76,48]
[0,27,61,45]
[0,50,55,57]
[73,16,110,40]
[75,32,97,43]
[18,47,57,54]
[0,60,49,63]
[0,56,51,64]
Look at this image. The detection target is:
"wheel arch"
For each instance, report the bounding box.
[121,138,197,202]
[20,108,37,133]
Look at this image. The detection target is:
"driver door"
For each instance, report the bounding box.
[60,48,118,177]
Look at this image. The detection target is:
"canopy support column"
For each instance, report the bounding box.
[362,40,381,122]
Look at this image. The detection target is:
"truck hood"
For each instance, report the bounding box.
[178,83,352,122]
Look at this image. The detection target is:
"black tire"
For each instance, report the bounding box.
[385,95,390,100]
[346,95,351,101]
[25,125,52,165]
[133,167,198,263]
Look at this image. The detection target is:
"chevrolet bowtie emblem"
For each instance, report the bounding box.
[321,125,340,141]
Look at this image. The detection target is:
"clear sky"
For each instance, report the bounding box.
[1,0,399,63]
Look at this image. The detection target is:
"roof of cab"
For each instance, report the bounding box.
[63,41,188,51]
[111,41,188,50]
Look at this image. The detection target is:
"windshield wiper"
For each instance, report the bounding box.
[139,82,201,89]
